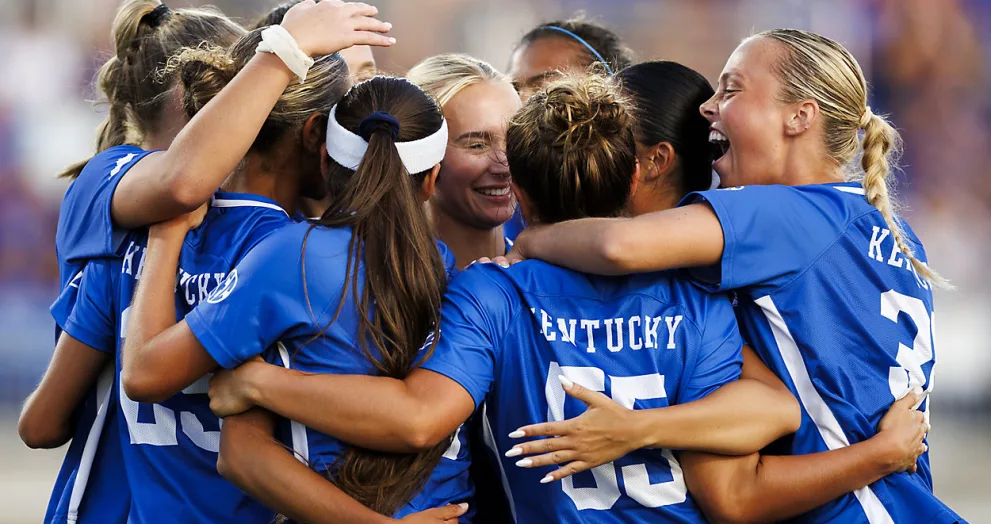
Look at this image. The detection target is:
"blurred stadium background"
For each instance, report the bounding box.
[0,0,988,521]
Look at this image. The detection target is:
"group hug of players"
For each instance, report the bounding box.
[17,0,966,522]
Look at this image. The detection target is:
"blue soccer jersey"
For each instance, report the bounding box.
[683,182,962,524]
[47,145,153,524]
[184,221,474,518]
[420,261,744,523]
[62,192,293,523]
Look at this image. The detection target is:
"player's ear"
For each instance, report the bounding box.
[302,113,328,154]
[513,182,537,225]
[419,163,440,202]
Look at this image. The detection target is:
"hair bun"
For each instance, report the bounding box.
[539,74,630,149]
[358,111,401,141]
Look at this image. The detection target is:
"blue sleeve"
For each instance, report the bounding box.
[56,146,154,263]
[62,260,118,354]
[681,185,846,291]
[435,239,459,282]
[678,292,743,403]
[185,231,309,369]
[50,272,83,333]
[420,266,518,409]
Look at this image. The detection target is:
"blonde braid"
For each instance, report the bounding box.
[860,110,949,288]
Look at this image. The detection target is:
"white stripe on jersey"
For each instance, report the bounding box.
[834,186,867,196]
[277,343,310,464]
[755,295,894,524]
[211,198,290,217]
[66,365,115,523]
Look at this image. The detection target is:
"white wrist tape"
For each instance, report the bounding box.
[256,25,315,83]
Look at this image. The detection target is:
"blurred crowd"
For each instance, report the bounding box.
[0,0,988,408]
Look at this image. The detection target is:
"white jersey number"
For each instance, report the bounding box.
[544,362,687,511]
[882,290,936,420]
[118,306,221,452]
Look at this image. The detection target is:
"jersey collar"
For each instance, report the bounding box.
[212,191,290,218]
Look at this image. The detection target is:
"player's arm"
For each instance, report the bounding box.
[18,334,109,448]
[508,203,724,274]
[110,2,394,228]
[211,363,476,453]
[680,390,929,523]
[217,408,467,523]
[122,210,218,403]
[508,346,800,479]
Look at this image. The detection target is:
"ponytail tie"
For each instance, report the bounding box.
[859,106,873,129]
[358,111,401,141]
[144,4,170,27]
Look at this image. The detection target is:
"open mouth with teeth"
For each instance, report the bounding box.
[709,129,730,160]
[475,186,512,198]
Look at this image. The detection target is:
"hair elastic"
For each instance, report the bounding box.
[256,25,314,83]
[144,4,171,27]
[326,105,448,175]
[540,26,613,75]
[358,112,401,141]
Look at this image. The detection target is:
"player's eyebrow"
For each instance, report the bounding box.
[454,131,493,143]
[513,70,561,92]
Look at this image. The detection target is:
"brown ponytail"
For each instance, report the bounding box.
[59,0,243,179]
[304,77,451,514]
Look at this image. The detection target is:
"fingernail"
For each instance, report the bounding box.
[384,22,393,29]
[515,459,533,468]
[458,502,469,510]
[912,387,923,396]
[388,37,397,44]
[508,430,525,439]
[558,375,574,388]
[540,475,554,484]
[505,447,523,457]
[498,261,509,268]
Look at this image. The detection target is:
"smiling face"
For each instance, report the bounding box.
[701,37,793,187]
[431,80,522,230]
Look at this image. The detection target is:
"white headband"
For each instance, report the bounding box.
[325,105,448,175]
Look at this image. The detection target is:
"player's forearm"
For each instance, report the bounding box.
[517,205,722,275]
[244,363,444,452]
[121,226,185,394]
[112,54,295,228]
[634,379,800,455]
[686,438,900,523]
[218,410,393,524]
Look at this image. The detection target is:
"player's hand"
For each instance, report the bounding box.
[398,503,468,523]
[475,228,540,267]
[876,388,929,474]
[151,203,209,236]
[506,375,643,483]
[208,356,266,418]
[281,0,395,57]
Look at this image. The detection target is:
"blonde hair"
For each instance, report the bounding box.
[406,53,508,107]
[60,0,244,179]
[506,73,637,223]
[756,28,947,287]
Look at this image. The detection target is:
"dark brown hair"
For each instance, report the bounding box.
[308,76,451,514]
[164,28,348,155]
[516,14,634,73]
[618,60,716,195]
[59,0,244,179]
[251,0,303,30]
[507,74,637,223]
